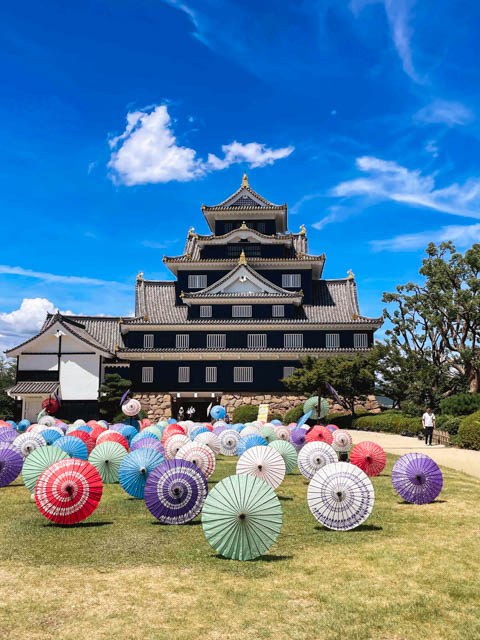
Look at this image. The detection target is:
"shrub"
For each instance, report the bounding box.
[324,413,353,430]
[268,412,284,423]
[440,393,480,416]
[231,405,260,424]
[353,414,422,435]
[457,410,480,450]
[284,405,304,424]
[436,414,461,436]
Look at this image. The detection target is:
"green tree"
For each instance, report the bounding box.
[0,359,17,420]
[98,373,132,421]
[283,354,375,417]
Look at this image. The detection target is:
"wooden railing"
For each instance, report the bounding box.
[433,429,450,445]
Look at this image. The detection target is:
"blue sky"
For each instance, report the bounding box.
[2,0,480,351]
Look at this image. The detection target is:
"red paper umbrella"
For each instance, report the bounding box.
[35,458,103,525]
[68,430,96,455]
[142,419,151,428]
[204,423,213,432]
[161,424,185,444]
[87,420,98,427]
[350,441,387,477]
[42,397,59,414]
[90,425,108,442]
[305,425,333,445]
[326,424,339,431]
[96,431,129,451]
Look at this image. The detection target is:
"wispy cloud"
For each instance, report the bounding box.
[108,105,294,186]
[371,223,480,252]
[425,140,439,157]
[290,193,322,215]
[414,99,474,127]
[142,239,180,249]
[0,265,129,288]
[331,156,480,219]
[312,206,352,231]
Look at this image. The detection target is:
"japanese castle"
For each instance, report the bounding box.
[7,175,382,421]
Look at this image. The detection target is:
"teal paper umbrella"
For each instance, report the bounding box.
[202,474,283,561]
[22,445,69,494]
[118,448,165,498]
[303,396,329,420]
[89,441,128,484]
[259,426,277,444]
[53,436,88,460]
[268,440,298,474]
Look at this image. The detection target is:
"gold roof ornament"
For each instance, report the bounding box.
[186,253,191,259]
[240,221,248,230]
[114,345,119,352]
[352,313,359,321]
[188,226,195,236]
[136,271,144,281]
[347,269,355,280]
[242,172,249,187]
[298,252,303,259]
[118,317,123,323]
[144,315,149,322]
[238,250,247,265]
[180,290,185,298]
[299,224,306,235]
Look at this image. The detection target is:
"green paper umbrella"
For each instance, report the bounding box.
[142,425,164,440]
[259,426,277,444]
[268,440,298,474]
[202,474,283,561]
[88,441,128,484]
[303,396,330,420]
[22,445,69,495]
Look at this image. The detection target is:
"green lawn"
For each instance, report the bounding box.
[1,454,479,640]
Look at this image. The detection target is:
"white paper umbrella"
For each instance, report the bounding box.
[274,425,291,441]
[307,462,375,531]
[332,430,353,453]
[239,426,261,438]
[194,431,221,455]
[236,445,286,490]
[176,441,216,479]
[219,429,240,456]
[12,433,46,459]
[298,441,337,480]
[164,434,190,460]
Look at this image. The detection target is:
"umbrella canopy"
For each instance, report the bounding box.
[236,445,286,489]
[194,431,221,455]
[144,459,208,524]
[392,453,443,504]
[237,434,268,456]
[118,448,165,498]
[0,443,23,487]
[176,442,216,479]
[68,430,96,455]
[219,429,240,456]
[326,424,339,431]
[307,462,375,531]
[303,397,330,420]
[0,427,18,444]
[210,405,226,421]
[53,435,88,460]
[164,434,190,460]
[213,425,227,437]
[96,431,129,452]
[189,426,209,441]
[202,473,283,561]
[305,425,334,445]
[161,424,185,444]
[231,423,246,433]
[332,430,353,453]
[115,425,138,445]
[131,431,160,447]
[259,426,277,444]
[274,425,291,441]
[268,440,298,474]
[290,428,306,450]
[35,458,103,525]
[38,416,56,428]
[17,419,30,433]
[298,441,337,480]
[122,398,141,417]
[22,445,69,494]
[90,424,108,442]
[12,433,46,459]
[142,425,164,439]
[130,438,165,455]
[89,441,128,484]
[240,426,261,438]
[350,441,386,476]
[74,425,93,434]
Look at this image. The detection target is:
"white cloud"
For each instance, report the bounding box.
[414,99,474,127]
[332,156,480,219]
[108,105,294,186]
[425,140,439,157]
[0,265,129,288]
[371,223,480,252]
[142,239,180,249]
[312,206,351,231]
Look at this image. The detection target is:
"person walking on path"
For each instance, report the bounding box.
[422,408,436,446]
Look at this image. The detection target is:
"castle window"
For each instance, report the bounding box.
[283,366,295,379]
[143,334,154,349]
[207,334,226,349]
[234,366,253,383]
[354,333,368,348]
[178,366,190,383]
[257,222,266,233]
[282,274,301,288]
[326,333,340,348]
[142,367,153,383]
[200,305,212,318]
[205,367,217,383]
[272,305,285,318]
[224,222,233,233]
[284,334,303,348]
[232,305,252,318]
[188,274,207,289]
[247,334,267,348]
[176,334,189,349]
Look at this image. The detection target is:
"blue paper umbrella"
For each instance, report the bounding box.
[75,425,93,434]
[116,425,138,444]
[231,424,246,433]
[237,434,268,456]
[131,431,160,447]
[118,448,165,499]
[190,426,209,441]
[17,419,30,433]
[53,436,88,460]
[297,410,313,429]
[210,405,226,420]
[38,429,63,446]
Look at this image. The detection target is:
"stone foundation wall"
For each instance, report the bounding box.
[134,391,381,422]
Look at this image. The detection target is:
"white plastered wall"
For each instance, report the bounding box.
[60,354,100,400]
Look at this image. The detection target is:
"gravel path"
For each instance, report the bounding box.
[350,430,480,479]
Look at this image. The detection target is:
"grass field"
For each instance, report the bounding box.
[1,454,480,640]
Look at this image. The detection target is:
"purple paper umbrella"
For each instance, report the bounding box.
[130,438,165,455]
[213,425,227,437]
[0,427,18,444]
[290,428,306,451]
[392,453,443,504]
[0,443,23,487]
[144,459,208,524]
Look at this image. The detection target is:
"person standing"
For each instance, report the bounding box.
[422,407,436,446]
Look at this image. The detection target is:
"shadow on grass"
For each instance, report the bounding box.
[208,480,219,486]
[213,554,293,562]
[44,521,114,529]
[151,520,202,526]
[278,496,294,501]
[314,524,383,532]
[397,499,447,505]
[3,483,24,488]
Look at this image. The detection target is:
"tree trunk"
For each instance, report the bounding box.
[469,370,480,393]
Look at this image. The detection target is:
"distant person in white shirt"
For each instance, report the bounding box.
[422,408,436,446]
